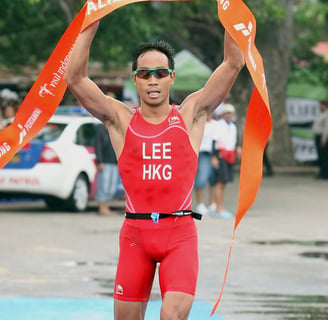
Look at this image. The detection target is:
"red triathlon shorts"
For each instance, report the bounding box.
[113,215,199,301]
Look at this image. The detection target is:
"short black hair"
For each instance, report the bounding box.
[132,40,175,71]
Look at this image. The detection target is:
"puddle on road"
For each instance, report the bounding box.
[61,260,117,267]
[93,277,115,297]
[253,240,328,247]
[232,292,328,319]
[61,260,117,297]
[253,239,328,261]
[299,251,328,261]
[242,240,328,318]
[62,257,328,318]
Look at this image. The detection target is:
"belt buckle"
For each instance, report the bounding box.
[173,211,184,216]
[151,212,159,224]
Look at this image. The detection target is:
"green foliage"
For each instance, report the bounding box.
[90,1,220,70]
[0,0,327,93]
[289,0,328,91]
[245,0,285,25]
[91,3,164,69]
[293,0,328,57]
[0,0,66,66]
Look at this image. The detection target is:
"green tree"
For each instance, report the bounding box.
[0,0,83,66]
[290,0,328,92]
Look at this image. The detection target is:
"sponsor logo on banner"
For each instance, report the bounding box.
[39,49,73,98]
[218,0,230,10]
[0,142,11,158]
[234,22,256,71]
[39,84,55,97]
[18,108,42,145]
[87,0,122,15]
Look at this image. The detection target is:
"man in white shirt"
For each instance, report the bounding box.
[209,103,241,218]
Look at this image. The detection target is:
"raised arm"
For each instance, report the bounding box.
[181,32,245,117]
[64,21,132,157]
[64,22,130,124]
[203,32,244,110]
[180,32,245,153]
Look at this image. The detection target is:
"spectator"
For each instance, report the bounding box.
[2,103,17,119]
[312,99,328,179]
[95,123,119,215]
[0,89,20,129]
[263,144,274,177]
[194,112,218,215]
[209,103,241,218]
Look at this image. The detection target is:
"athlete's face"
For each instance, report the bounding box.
[133,50,175,108]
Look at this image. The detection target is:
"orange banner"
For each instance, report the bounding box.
[210,0,272,316]
[0,4,87,166]
[0,0,272,316]
[217,0,272,229]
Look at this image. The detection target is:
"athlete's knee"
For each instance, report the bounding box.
[160,293,193,320]
[114,299,147,320]
[160,306,189,320]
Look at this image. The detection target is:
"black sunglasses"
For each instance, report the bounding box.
[133,67,173,79]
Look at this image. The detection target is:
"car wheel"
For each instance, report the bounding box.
[65,174,89,212]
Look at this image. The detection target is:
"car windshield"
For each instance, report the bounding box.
[35,123,66,141]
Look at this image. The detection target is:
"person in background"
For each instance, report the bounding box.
[312,99,328,179]
[0,108,4,129]
[2,103,17,119]
[95,123,119,215]
[209,103,241,218]
[194,112,218,216]
[263,144,274,177]
[0,89,20,128]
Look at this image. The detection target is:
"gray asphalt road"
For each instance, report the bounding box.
[0,168,327,319]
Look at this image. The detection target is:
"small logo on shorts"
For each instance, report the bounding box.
[115,284,124,295]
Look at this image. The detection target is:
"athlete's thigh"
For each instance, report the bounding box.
[114,221,156,302]
[158,218,198,296]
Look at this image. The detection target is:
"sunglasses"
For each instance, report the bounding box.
[133,67,173,79]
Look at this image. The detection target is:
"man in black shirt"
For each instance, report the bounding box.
[95,123,119,215]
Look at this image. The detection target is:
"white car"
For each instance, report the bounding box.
[0,107,100,211]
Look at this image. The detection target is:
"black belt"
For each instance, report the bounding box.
[125,210,202,223]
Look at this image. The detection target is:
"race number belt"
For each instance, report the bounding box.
[125,210,202,223]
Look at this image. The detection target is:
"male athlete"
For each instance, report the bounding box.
[65,19,244,320]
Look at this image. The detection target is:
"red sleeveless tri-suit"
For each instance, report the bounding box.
[118,105,197,213]
[114,106,200,302]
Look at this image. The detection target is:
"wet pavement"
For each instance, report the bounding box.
[0,167,327,319]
